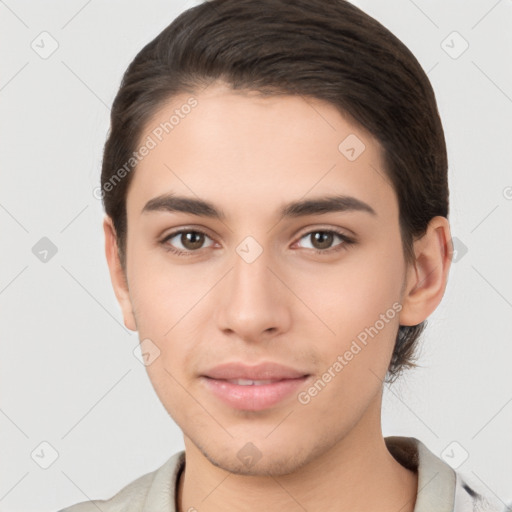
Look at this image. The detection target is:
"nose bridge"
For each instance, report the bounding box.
[215,234,289,338]
[231,235,277,305]
[241,248,271,283]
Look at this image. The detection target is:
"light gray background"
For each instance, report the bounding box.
[1,1,511,511]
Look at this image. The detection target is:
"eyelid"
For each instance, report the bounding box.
[160,224,354,243]
[160,224,215,239]
[294,223,355,240]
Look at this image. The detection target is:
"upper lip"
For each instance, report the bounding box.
[202,362,310,381]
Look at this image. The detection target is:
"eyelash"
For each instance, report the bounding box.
[159,228,355,257]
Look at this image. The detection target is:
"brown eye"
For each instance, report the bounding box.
[297,229,355,254]
[179,231,205,250]
[161,229,215,255]
[310,231,335,250]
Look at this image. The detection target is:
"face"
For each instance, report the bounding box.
[112,82,417,476]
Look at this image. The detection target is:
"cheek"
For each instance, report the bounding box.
[301,242,405,386]
[126,243,211,335]
[126,248,213,390]
[304,245,404,338]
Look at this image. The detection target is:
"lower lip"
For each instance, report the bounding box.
[201,376,310,411]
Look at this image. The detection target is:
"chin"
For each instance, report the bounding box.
[190,433,328,477]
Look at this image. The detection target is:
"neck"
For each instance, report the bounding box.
[176,393,418,512]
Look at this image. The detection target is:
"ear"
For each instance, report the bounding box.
[103,216,137,331]
[399,216,453,326]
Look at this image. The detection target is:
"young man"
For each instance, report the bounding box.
[59,1,507,511]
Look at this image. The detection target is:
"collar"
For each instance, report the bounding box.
[385,436,456,512]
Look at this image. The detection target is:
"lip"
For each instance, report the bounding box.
[200,361,311,411]
[201,375,310,411]
[201,361,309,381]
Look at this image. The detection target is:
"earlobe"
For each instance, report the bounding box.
[399,216,453,327]
[103,216,137,332]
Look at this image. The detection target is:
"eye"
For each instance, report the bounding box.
[160,229,215,256]
[160,227,355,257]
[295,229,355,254]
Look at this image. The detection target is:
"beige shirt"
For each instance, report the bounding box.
[58,436,508,512]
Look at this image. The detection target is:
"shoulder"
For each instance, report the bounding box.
[57,451,185,512]
[385,436,510,512]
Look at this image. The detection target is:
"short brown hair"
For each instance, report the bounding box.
[100,0,449,382]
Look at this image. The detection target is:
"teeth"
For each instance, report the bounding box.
[227,379,275,386]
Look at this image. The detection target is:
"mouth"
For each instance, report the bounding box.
[200,375,310,411]
[223,378,289,385]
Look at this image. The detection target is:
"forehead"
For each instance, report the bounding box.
[126,82,396,220]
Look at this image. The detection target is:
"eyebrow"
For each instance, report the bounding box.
[141,193,377,220]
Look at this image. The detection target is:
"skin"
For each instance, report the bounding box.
[104,82,453,512]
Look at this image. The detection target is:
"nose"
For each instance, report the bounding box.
[214,244,292,343]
